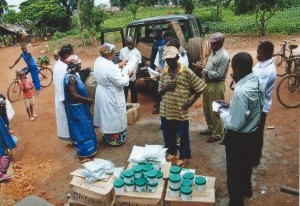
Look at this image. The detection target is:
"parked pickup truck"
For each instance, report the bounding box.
[100,14,210,89]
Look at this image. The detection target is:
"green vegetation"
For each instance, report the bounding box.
[101,6,300,35]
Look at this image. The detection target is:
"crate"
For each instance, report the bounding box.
[126,103,140,125]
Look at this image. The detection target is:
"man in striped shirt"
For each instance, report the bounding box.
[159,46,206,167]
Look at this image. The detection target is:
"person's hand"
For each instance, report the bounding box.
[165,82,177,92]
[128,70,134,78]
[118,60,127,68]
[192,61,204,70]
[181,100,193,111]
[88,98,94,105]
[214,111,220,118]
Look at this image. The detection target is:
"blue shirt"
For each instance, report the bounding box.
[253,58,277,113]
[220,73,265,133]
[150,37,166,69]
[22,51,37,68]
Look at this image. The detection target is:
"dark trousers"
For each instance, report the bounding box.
[124,81,138,103]
[154,81,161,108]
[224,130,256,206]
[161,117,191,159]
[253,112,267,166]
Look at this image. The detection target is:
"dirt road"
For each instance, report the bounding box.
[0,35,299,206]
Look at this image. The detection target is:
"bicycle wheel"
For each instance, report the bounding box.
[276,74,300,108]
[273,54,288,77]
[39,67,53,87]
[7,81,21,103]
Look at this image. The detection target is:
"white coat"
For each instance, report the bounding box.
[53,59,70,140]
[93,56,129,133]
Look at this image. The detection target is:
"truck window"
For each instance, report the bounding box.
[189,18,201,37]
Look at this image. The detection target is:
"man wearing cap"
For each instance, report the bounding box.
[194,32,230,143]
[159,46,206,167]
[150,26,167,114]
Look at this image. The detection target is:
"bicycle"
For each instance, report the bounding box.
[7,65,53,103]
[273,39,300,77]
[276,59,300,108]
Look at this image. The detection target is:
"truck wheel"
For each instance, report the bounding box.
[187,37,208,78]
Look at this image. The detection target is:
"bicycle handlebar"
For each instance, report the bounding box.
[280,185,299,196]
[283,39,296,44]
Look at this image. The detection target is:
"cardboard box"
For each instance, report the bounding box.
[127,103,140,125]
[114,181,166,206]
[164,175,216,206]
[127,162,172,179]
[69,175,115,206]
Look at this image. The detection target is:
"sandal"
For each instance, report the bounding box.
[78,157,91,163]
[32,114,38,118]
[166,154,179,162]
[29,117,36,121]
[175,159,187,167]
[0,172,11,182]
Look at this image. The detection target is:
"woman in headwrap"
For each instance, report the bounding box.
[64,55,97,161]
[93,43,132,146]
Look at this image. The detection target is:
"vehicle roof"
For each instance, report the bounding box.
[127,14,197,27]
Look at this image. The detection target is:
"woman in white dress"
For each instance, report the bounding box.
[53,45,73,142]
[93,43,132,146]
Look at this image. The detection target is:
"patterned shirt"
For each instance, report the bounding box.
[220,73,265,133]
[203,47,230,81]
[159,64,206,121]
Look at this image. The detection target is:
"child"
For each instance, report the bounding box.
[18,71,38,121]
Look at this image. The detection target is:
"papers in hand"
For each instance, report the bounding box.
[212,101,229,115]
[147,67,159,78]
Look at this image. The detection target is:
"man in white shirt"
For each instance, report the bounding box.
[120,36,142,103]
[252,41,277,166]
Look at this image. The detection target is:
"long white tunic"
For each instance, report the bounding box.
[53,59,70,140]
[93,56,129,133]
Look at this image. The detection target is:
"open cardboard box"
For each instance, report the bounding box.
[126,103,140,125]
[164,175,216,206]
[69,175,115,206]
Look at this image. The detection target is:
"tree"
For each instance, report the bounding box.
[127,0,139,19]
[179,0,195,14]
[253,0,288,36]
[0,0,7,16]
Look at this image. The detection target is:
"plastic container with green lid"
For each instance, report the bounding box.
[142,164,153,174]
[170,166,181,174]
[132,165,143,179]
[135,178,146,192]
[181,185,193,201]
[113,178,125,194]
[147,181,158,193]
[194,176,206,191]
[146,170,158,184]
[169,173,181,189]
[183,172,194,181]
[124,181,135,192]
[157,171,163,184]
[123,169,134,184]
[169,186,180,197]
[181,178,193,187]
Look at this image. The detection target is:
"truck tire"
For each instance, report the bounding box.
[187,37,208,78]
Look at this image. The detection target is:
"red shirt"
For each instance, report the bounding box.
[19,79,34,98]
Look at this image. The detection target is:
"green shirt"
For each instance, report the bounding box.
[159,64,206,121]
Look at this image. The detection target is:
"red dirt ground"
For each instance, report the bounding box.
[0,35,299,206]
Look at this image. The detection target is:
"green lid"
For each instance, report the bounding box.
[113,179,124,188]
[183,172,194,180]
[124,181,135,186]
[181,179,192,187]
[135,178,146,186]
[142,164,153,172]
[170,166,181,174]
[120,171,124,179]
[169,174,181,183]
[169,186,180,191]
[146,170,158,179]
[157,171,163,179]
[147,181,158,187]
[195,176,206,185]
[132,165,143,173]
[123,169,134,178]
[181,185,192,195]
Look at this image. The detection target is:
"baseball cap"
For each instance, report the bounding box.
[209,32,225,43]
[150,25,162,38]
[163,46,179,59]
